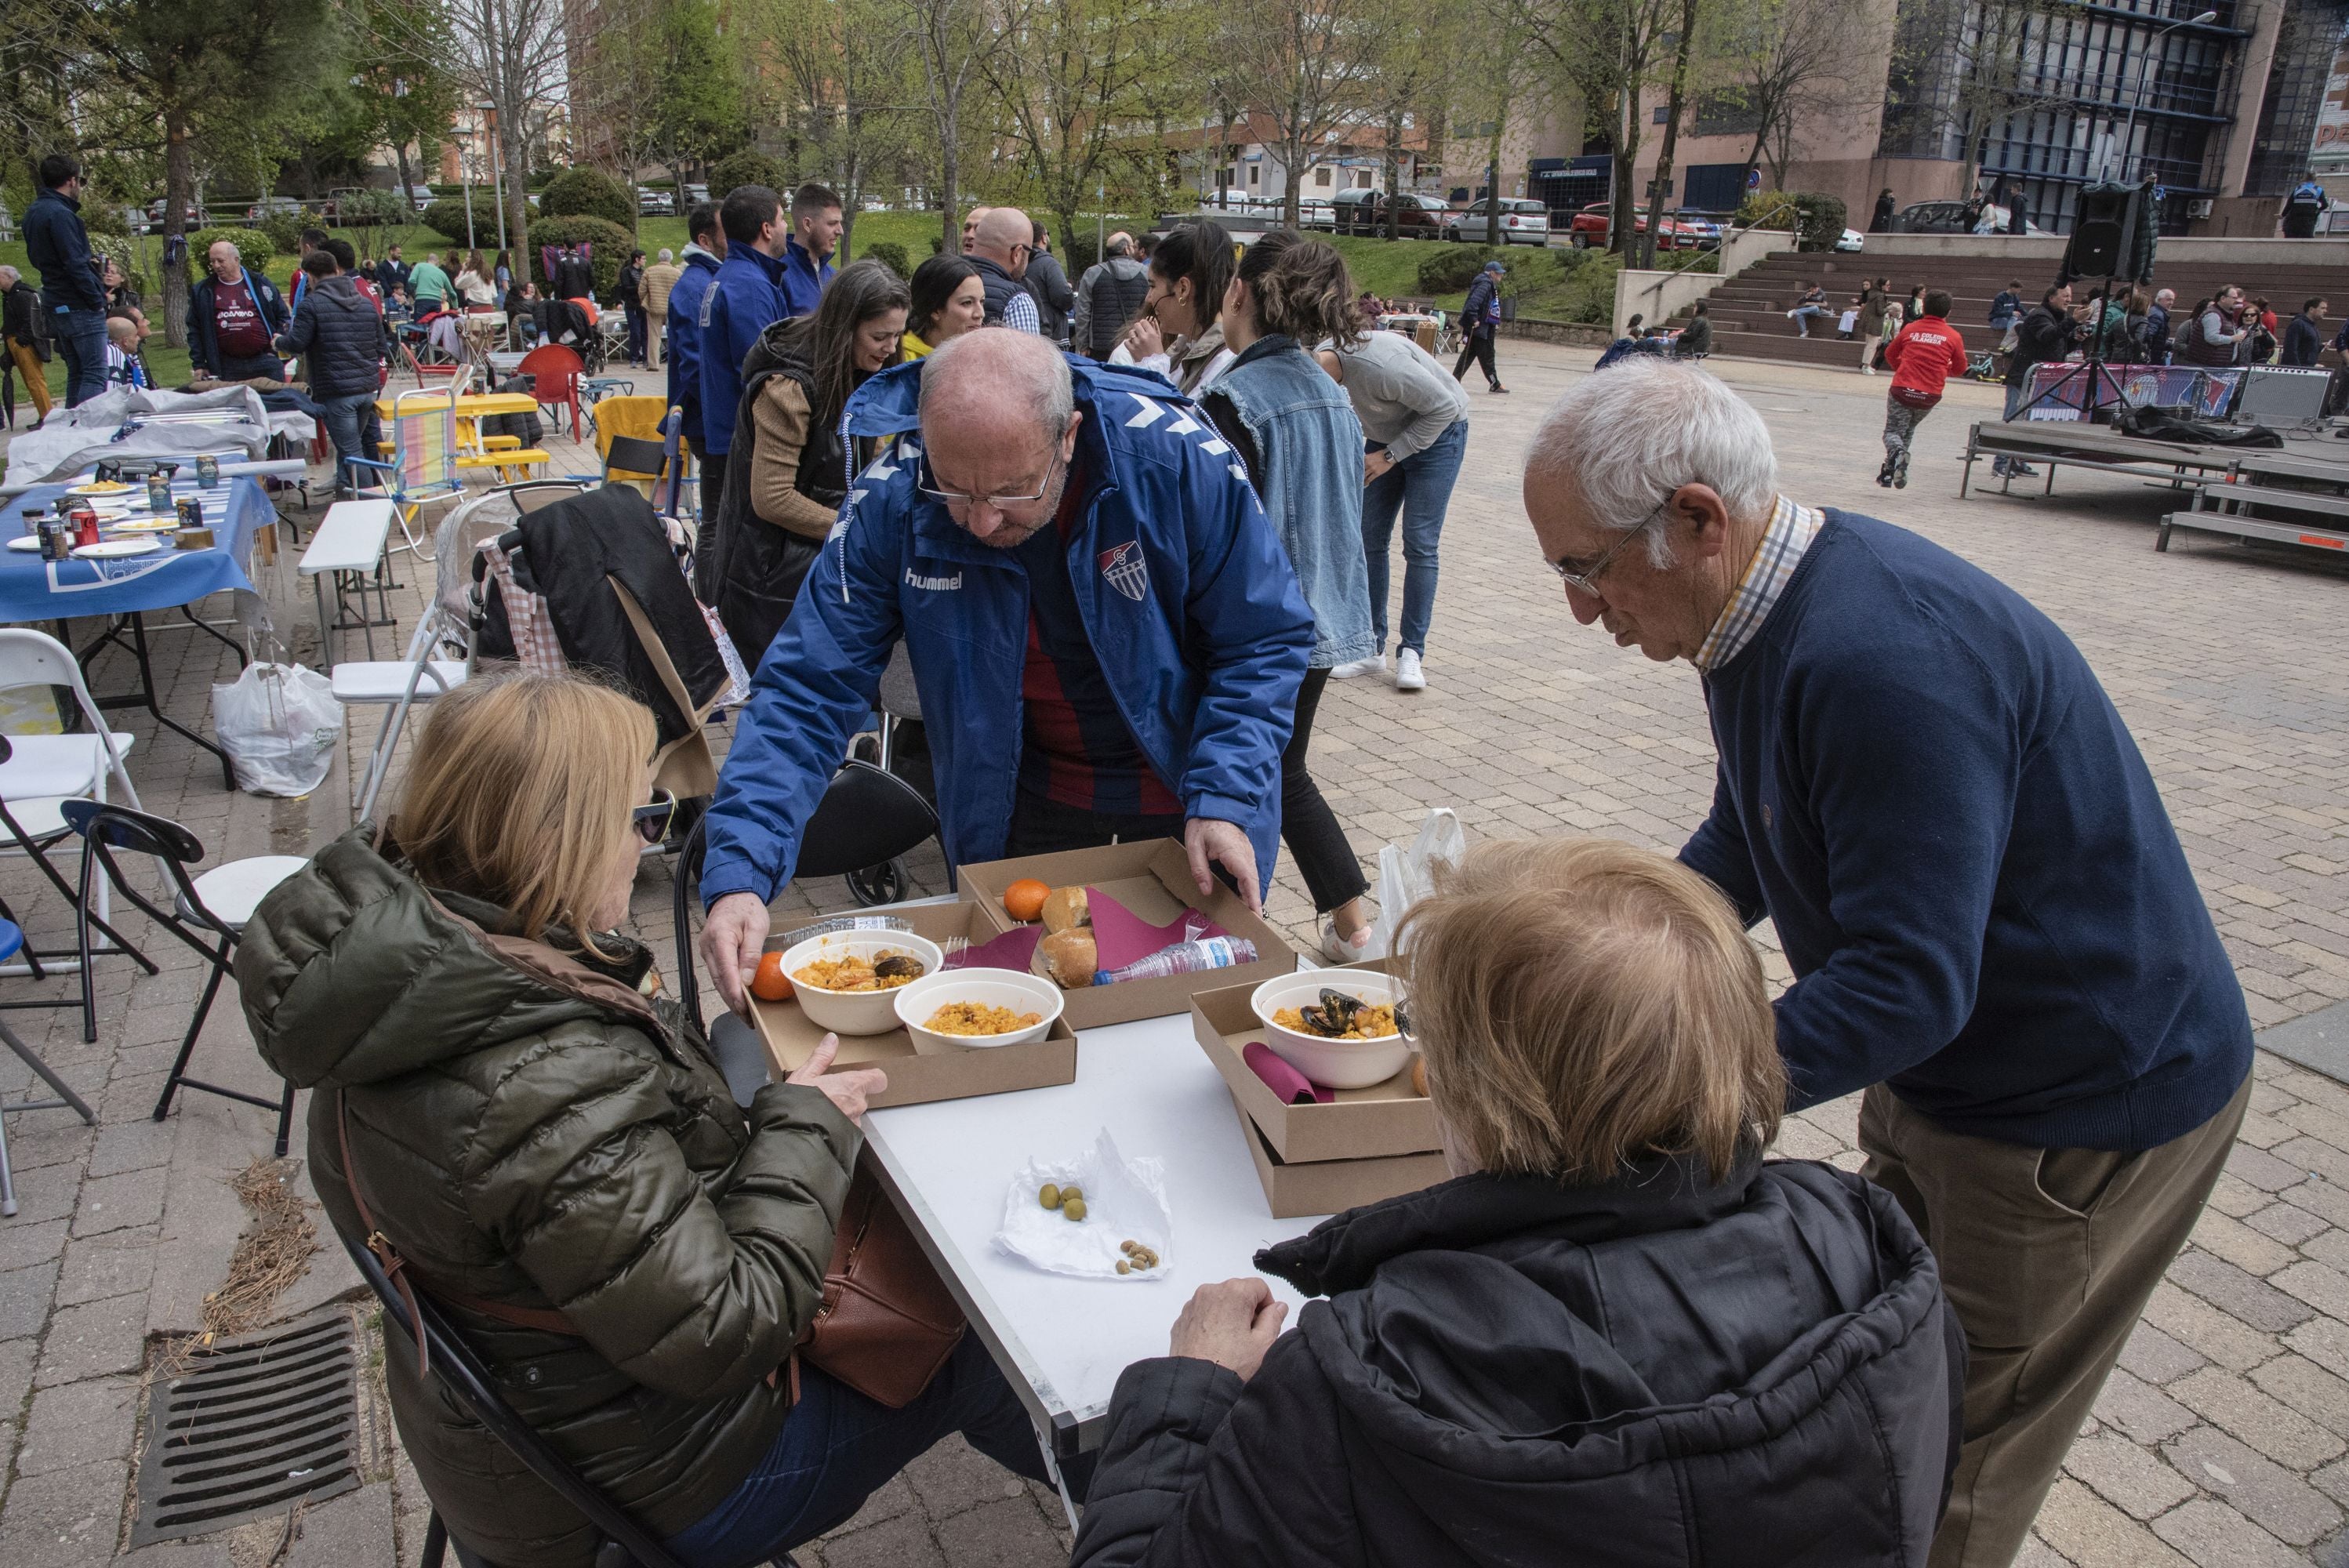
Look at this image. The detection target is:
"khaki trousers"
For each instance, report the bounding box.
[9,341,52,419]
[1860,1073,2249,1568]
[646,310,666,370]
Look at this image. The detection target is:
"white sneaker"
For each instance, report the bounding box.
[1320,916,1374,964]
[1393,649,1426,691]
[1330,653,1386,680]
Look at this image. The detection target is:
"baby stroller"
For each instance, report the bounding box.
[536,298,608,376]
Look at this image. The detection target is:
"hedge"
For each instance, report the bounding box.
[862,241,909,278]
[421,191,509,245]
[539,167,634,227]
[525,216,636,298]
[186,227,276,274]
[709,151,789,200]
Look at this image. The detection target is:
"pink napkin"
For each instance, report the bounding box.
[1087,887,1229,971]
[945,924,1043,971]
[1243,1040,1334,1105]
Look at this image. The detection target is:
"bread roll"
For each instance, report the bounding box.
[1033,929,1098,988]
[1040,885,1091,935]
[1410,1055,1428,1097]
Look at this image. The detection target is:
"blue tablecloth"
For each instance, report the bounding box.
[0,476,267,624]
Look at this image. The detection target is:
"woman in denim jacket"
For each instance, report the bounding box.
[1203,234,1379,961]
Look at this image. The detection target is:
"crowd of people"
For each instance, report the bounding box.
[5,151,2271,1566]
[227,314,2252,1566]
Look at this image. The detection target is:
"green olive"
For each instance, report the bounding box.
[1059,1185,1084,1204]
[1039,1183,1061,1210]
[1062,1197,1087,1222]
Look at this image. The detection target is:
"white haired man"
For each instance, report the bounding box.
[1522,358,2252,1568]
[698,329,1313,1018]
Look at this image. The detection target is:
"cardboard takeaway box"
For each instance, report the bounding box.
[1190,964,1450,1220]
[957,839,1297,1029]
[749,900,1076,1110]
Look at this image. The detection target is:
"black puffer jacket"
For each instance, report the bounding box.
[1073,1156,1963,1568]
[275,272,384,397]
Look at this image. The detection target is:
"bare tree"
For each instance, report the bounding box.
[1366,0,1461,238]
[387,0,568,252]
[981,0,1153,248]
[1222,0,1375,228]
[1881,0,2071,193]
[1507,0,1676,255]
[893,0,1000,253]
[1695,0,1877,192]
[1635,0,1700,267]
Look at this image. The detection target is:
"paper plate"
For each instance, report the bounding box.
[67,481,133,495]
[71,538,162,559]
[109,519,177,534]
[6,536,43,552]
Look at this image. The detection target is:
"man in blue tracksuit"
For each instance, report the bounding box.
[22,154,110,407]
[779,182,841,319]
[697,331,1315,1014]
[1525,359,2251,1568]
[666,201,728,575]
[698,185,791,514]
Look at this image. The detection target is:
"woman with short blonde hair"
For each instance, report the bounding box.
[238,670,1044,1568]
[1075,837,1961,1568]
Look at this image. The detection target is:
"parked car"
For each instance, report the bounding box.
[1334,190,1449,238]
[637,186,676,216]
[1893,199,2049,237]
[684,183,710,205]
[246,195,307,223]
[1673,212,1723,249]
[1445,198,1552,245]
[144,198,209,230]
[1837,227,1865,252]
[1568,201,1706,250]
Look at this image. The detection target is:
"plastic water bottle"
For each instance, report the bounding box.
[1095,936,1259,987]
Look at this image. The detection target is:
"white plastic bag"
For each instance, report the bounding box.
[1365,808,1466,961]
[211,662,343,798]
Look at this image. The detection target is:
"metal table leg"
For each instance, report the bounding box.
[74,612,236,788]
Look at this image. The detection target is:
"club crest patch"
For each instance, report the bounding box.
[1098,540,1148,601]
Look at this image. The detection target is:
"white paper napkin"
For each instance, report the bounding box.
[995,1130,1172,1281]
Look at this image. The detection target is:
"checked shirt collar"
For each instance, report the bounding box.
[1690,495,1823,673]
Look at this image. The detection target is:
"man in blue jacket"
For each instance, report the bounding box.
[22,154,110,407]
[779,182,840,319]
[666,202,728,548]
[699,330,1315,1014]
[189,238,290,383]
[698,185,791,504]
[1523,358,2252,1568]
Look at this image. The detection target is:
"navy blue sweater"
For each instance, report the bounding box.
[1680,511,2250,1151]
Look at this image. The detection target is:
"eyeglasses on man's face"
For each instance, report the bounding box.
[918,447,1065,511]
[1548,501,1669,597]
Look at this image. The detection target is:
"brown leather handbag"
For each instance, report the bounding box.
[797,1156,968,1408]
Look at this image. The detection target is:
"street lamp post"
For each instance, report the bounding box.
[2115,10,2220,184]
[479,100,509,256]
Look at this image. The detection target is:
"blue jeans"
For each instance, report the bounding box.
[1361,418,1467,657]
[664,1334,1048,1568]
[1790,303,1828,337]
[53,307,108,407]
[318,390,384,493]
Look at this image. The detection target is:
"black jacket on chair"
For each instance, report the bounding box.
[1072,1154,1964,1568]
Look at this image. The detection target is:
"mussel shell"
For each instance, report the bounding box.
[1318,988,1363,1022]
[873,954,924,981]
[1298,1004,1339,1036]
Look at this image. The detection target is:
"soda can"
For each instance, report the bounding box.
[175,497,203,530]
[70,507,100,550]
[146,474,172,514]
[39,520,64,561]
[195,454,219,487]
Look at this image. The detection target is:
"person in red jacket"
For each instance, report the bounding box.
[1879,289,1972,488]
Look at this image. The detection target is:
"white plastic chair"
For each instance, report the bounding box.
[0,630,147,1007]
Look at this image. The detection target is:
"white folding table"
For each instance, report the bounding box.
[858,1007,1324,1465]
[297,499,396,660]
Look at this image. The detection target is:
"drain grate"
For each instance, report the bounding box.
[131,1307,362,1548]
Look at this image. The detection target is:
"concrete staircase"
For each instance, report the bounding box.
[1668,248,2344,368]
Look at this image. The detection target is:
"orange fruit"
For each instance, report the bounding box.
[750,951,794,1003]
[1003,877,1051,923]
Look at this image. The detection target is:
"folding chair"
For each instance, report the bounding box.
[336,1225,782,1568]
[349,385,465,564]
[0,631,155,1036]
[659,406,692,521]
[517,346,587,437]
[669,770,942,1037]
[0,919,96,1218]
[63,803,307,1159]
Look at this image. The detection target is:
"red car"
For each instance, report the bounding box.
[1569,201,1702,250]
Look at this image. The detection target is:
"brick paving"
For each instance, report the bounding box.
[0,338,2344,1566]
